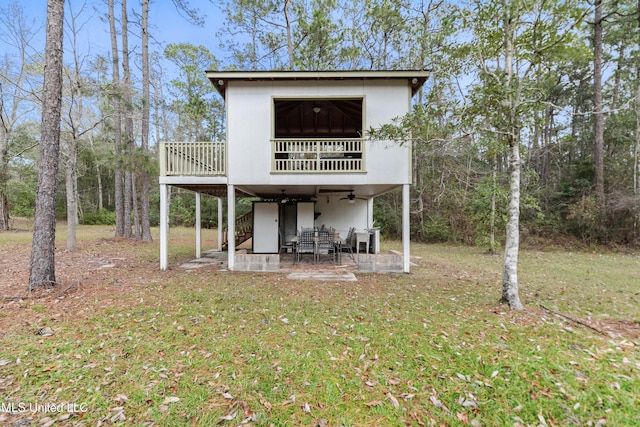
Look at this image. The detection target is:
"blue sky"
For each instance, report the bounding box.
[16,0,225,77]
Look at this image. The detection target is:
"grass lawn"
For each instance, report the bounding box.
[0,222,638,426]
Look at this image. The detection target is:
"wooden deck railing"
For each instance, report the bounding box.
[159,141,226,176]
[159,139,366,176]
[272,138,365,173]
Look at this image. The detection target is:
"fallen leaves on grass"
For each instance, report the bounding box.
[162,396,180,404]
[386,392,399,408]
[429,393,450,413]
[217,401,257,425]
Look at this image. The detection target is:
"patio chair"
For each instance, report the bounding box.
[296,228,315,264]
[338,227,355,262]
[279,228,294,255]
[316,229,337,265]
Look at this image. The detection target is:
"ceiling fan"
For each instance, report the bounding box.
[340,191,366,203]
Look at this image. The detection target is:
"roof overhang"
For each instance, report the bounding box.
[206,70,430,99]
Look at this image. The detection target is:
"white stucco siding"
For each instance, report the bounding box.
[226,85,272,183]
[365,82,413,184]
[226,79,412,186]
[313,196,368,236]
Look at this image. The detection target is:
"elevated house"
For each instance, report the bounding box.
[158,70,428,272]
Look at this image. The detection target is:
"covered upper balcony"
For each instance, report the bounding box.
[159,138,365,177]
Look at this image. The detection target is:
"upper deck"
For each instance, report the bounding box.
[159,138,367,177]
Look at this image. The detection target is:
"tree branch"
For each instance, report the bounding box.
[539,304,607,335]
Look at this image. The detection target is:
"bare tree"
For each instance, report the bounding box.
[0,2,41,230]
[593,0,606,237]
[121,0,134,238]
[62,0,95,251]
[284,0,295,68]
[108,0,124,237]
[139,0,152,242]
[29,0,65,290]
[634,2,640,237]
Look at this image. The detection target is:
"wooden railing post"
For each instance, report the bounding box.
[159,142,167,177]
[159,142,226,176]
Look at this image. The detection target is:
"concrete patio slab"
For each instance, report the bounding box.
[179,262,207,269]
[286,270,357,281]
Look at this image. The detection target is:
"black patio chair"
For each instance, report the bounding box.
[296,228,315,264]
[316,229,337,265]
[338,227,355,262]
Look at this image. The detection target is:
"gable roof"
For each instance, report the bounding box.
[205,70,430,98]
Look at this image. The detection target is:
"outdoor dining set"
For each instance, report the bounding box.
[286,226,366,265]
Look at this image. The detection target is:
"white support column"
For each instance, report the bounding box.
[367,198,374,228]
[402,183,411,273]
[227,184,235,270]
[159,183,169,270]
[217,197,223,251]
[195,192,201,258]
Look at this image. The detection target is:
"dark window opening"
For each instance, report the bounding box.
[274,99,363,139]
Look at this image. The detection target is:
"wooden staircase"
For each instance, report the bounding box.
[222,211,253,250]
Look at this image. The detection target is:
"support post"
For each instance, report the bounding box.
[402,184,410,273]
[195,192,201,258]
[160,183,169,270]
[227,184,235,270]
[217,197,223,251]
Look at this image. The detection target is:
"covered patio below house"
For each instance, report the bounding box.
[176,245,406,274]
[159,181,413,273]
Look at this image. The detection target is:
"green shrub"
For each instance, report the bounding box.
[80,209,116,225]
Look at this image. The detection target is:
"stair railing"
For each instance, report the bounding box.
[222,211,253,250]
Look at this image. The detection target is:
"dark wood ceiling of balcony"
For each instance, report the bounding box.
[274,99,362,138]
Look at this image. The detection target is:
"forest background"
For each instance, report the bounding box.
[1,0,639,251]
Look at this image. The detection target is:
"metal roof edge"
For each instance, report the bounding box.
[205,69,430,79]
[206,70,430,98]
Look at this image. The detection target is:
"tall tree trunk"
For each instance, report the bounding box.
[611,41,624,112]
[284,0,295,69]
[121,0,133,238]
[634,23,640,240]
[29,0,64,290]
[132,171,140,239]
[489,156,497,254]
[65,135,79,251]
[502,132,524,310]
[500,1,523,310]
[0,125,9,229]
[542,105,554,192]
[124,170,133,237]
[108,0,124,237]
[0,154,8,230]
[65,4,83,252]
[633,65,640,240]
[593,0,606,238]
[140,0,152,241]
[89,133,104,210]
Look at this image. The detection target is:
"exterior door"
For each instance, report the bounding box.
[253,202,279,253]
[281,204,297,243]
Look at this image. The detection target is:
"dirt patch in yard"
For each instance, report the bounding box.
[495,304,640,341]
[0,237,192,337]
